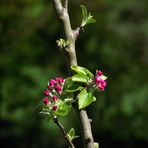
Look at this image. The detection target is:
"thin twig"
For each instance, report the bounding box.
[53,116,75,148]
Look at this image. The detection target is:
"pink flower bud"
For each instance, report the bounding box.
[49,79,56,86]
[56,77,64,84]
[47,85,51,90]
[43,98,50,105]
[55,85,62,92]
[101,81,107,87]
[52,105,58,111]
[97,70,103,76]
[98,85,104,91]
[95,76,102,84]
[52,96,58,101]
[44,90,50,96]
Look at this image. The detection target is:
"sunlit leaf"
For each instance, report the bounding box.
[55,100,72,116]
[71,66,94,79]
[80,4,96,27]
[72,74,88,83]
[78,89,96,109]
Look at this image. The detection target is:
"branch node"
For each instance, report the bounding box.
[89,119,92,123]
[73,27,81,39]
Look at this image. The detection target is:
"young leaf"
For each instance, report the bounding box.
[67,128,79,142]
[72,74,88,83]
[71,66,94,79]
[86,13,96,25]
[68,128,75,141]
[56,38,70,48]
[63,77,73,90]
[63,77,84,92]
[80,5,88,26]
[80,4,96,27]
[78,89,96,109]
[94,142,99,148]
[66,83,83,92]
[73,135,80,140]
[55,100,72,116]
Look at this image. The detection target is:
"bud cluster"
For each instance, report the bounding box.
[94,70,107,91]
[43,77,65,111]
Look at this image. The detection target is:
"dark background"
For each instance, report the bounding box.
[0,0,148,147]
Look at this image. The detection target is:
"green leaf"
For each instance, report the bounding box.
[62,77,74,99]
[71,66,94,79]
[63,77,84,92]
[39,107,53,119]
[65,40,70,46]
[72,74,88,83]
[80,5,88,25]
[86,18,96,25]
[78,89,96,109]
[80,4,96,27]
[73,135,79,140]
[67,128,79,141]
[68,128,75,141]
[63,77,73,90]
[56,38,70,48]
[86,13,96,25]
[94,142,99,148]
[55,100,72,116]
[63,77,83,92]
[66,83,83,92]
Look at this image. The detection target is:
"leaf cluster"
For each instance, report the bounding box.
[80,5,96,27]
[64,66,97,109]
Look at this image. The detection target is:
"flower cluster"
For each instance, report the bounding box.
[94,70,107,91]
[43,77,65,111]
[40,66,107,115]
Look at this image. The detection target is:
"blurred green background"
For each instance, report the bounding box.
[0,0,148,147]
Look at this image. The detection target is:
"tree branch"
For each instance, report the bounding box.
[53,116,75,148]
[53,0,63,15]
[53,0,77,67]
[78,109,94,148]
[64,0,68,9]
[52,1,95,147]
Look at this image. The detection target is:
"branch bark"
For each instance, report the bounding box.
[53,116,75,148]
[52,0,95,147]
